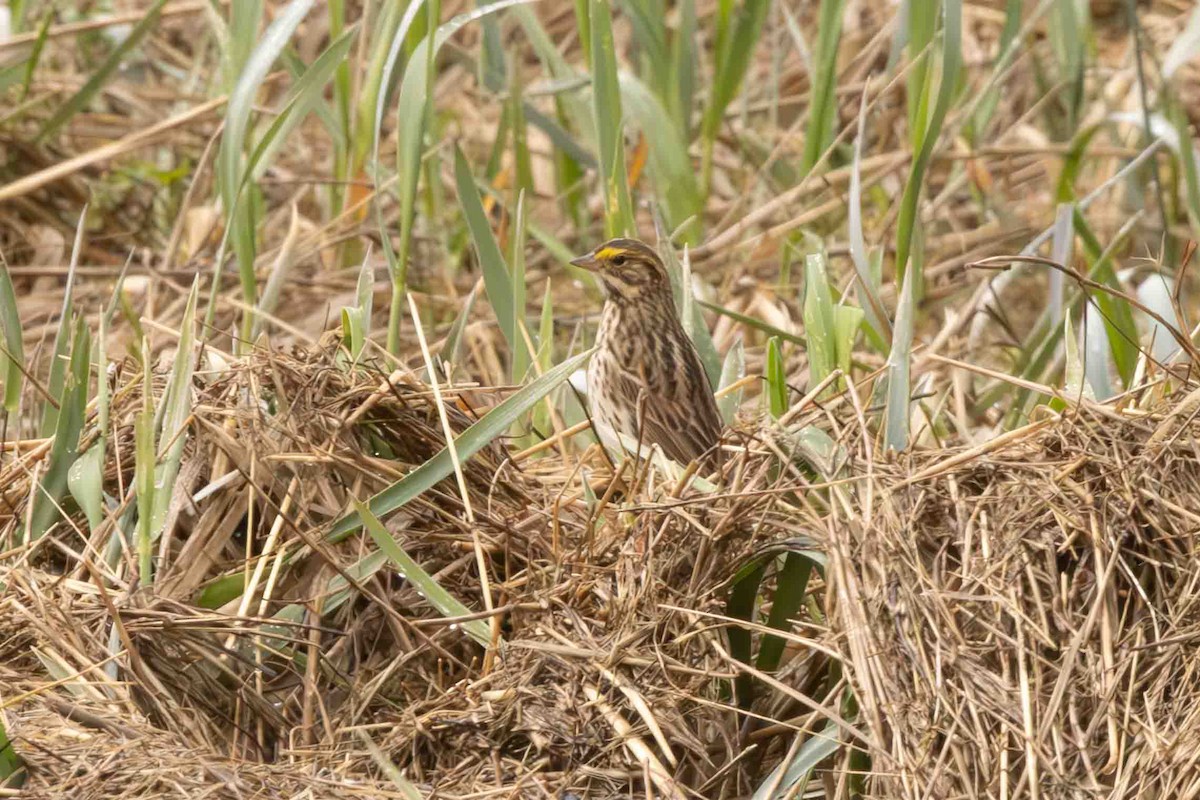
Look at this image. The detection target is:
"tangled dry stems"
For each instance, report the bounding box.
[2,343,1200,798]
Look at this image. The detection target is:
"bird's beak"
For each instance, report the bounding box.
[570,252,600,271]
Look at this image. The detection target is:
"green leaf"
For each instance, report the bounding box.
[0,257,24,416]
[667,0,697,140]
[354,497,494,647]
[717,338,745,424]
[454,145,516,355]
[884,267,915,452]
[755,552,814,672]
[20,11,52,101]
[342,254,374,360]
[386,0,442,353]
[39,214,84,438]
[244,25,359,185]
[801,0,847,174]
[752,721,841,800]
[327,347,594,541]
[68,310,109,533]
[766,336,788,419]
[802,254,836,392]
[726,561,764,707]
[621,74,702,233]
[219,0,315,343]
[699,299,807,348]
[1080,299,1113,400]
[895,0,962,283]
[0,715,23,789]
[847,92,890,348]
[37,0,170,141]
[196,572,249,609]
[700,0,770,190]
[654,211,721,385]
[149,281,199,536]
[589,0,635,237]
[437,281,482,375]
[28,318,90,541]
[833,305,864,381]
[510,189,529,383]
[274,550,390,623]
[1063,314,1092,401]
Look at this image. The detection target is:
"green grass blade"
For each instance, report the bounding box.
[1048,202,1073,326]
[847,92,890,348]
[589,0,635,237]
[894,0,962,283]
[477,0,507,92]
[833,305,864,382]
[667,0,697,139]
[1063,314,1090,401]
[454,145,516,356]
[699,299,807,348]
[28,318,90,541]
[510,189,529,383]
[149,280,199,536]
[36,0,169,141]
[219,0,315,344]
[717,338,745,424]
[755,552,814,672]
[766,336,787,419]
[135,344,155,584]
[801,0,847,174]
[906,0,937,144]
[619,0,667,93]
[327,347,594,541]
[1169,100,1200,236]
[621,74,701,233]
[968,0,1019,140]
[1073,209,1139,385]
[0,256,23,416]
[0,715,23,789]
[39,210,84,437]
[354,497,494,647]
[510,68,535,197]
[226,0,264,89]
[438,281,482,376]
[1081,299,1113,400]
[752,721,840,800]
[726,561,765,707]
[1137,274,1184,365]
[342,251,375,361]
[20,11,52,101]
[67,313,109,532]
[245,26,359,185]
[388,0,441,354]
[700,0,770,191]
[653,211,720,384]
[273,551,390,624]
[884,268,915,452]
[802,254,836,392]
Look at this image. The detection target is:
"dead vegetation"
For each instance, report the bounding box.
[5,0,1200,798]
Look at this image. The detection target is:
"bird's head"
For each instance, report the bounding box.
[570,238,670,301]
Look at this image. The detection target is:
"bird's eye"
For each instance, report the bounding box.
[611,255,627,266]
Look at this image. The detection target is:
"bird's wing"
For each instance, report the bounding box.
[635,347,723,464]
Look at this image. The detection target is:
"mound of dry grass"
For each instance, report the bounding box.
[828,396,1200,799]
[4,338,1200,798]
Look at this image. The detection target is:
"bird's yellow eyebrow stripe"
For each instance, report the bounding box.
[595,247,623,260]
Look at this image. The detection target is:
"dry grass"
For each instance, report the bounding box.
[5,0,1200,797]
[7,339,1200,797]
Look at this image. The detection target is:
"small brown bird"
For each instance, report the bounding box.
[570,238,722,466]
